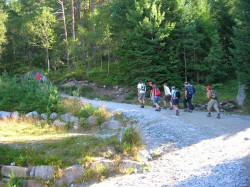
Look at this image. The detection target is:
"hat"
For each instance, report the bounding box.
[172,86,175,89]
[184,82,188,85]
[148,81,152,85]
[206,85,211,90]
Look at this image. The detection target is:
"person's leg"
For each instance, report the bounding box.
[213,101,220,118]
[155,97,161,111]
[188,97,193,112]
[183,98,188,111]
[163,95,167,109]
[207,100,213,117]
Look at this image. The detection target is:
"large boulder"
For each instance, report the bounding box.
[0,111,11,120]
[1,166,30,178]
[101,119,122,130]
[30,165,55,180]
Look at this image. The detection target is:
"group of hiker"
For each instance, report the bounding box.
[137,81,220,119]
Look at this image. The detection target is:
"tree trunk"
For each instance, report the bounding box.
[90,0,97,67]
[236,83,247,106]
[184,46,187,82]
[58,0,70,69]
[71,0,75,40]
[46,46,50,73]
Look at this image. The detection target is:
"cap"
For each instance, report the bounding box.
[184,82,188,85]
[206,85,211,90]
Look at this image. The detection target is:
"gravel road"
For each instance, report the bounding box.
[63,95,250,187]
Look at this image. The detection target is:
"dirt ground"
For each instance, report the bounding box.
[243,153,250,187]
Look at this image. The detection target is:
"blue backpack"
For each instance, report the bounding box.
[187,85,195,96]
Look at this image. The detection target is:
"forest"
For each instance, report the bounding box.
[0,0,249,90]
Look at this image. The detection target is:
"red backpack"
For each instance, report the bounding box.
[155,88,161,96]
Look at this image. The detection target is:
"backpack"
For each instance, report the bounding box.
[175,90,181,99]
[155,88,161,96]
[211,90,217,99]
[187,85,195,96]
[141,83,146,92]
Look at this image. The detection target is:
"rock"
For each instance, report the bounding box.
[70,116,79,126]
[236,83,247,106]
[61,113,72,122]
[58,165,85,186]
[138,149,152,161]
[118,160,144,174]
[101,119,122,130]
[1,166,30,178]
[0,111,11,120]
[23,180,44,187]
[90,159,115,172]
[11,111,19,121]
[25,111,39,119]
[40,113,47,120]
[53,119,66,126]
[87,116,97,125]
[49,112,58,120]
[30,165,55,180]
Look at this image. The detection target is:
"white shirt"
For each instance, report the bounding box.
[137,83,146,93]
[164,85,171,95]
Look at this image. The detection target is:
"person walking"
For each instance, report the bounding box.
[153,84,161,111]
[148,81,156,107]
[171,86,180,116]
[137,81,146,108]
[163,82,172,110]
[206,85,220,119]
[183,82,195,112]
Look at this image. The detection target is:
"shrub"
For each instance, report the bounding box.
[0,73,61,113]
[121,128,142,156]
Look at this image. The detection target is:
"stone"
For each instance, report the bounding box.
[236,83,247,106]
[59,165,85,186]
[70,116,79,126]
[30,165,55,180]
[0,111,11,120]
[23,180,44,187]
[1,166,30,178]
[53,119,66,126]
[118,160,144,174]
[40,113,47,120]
[11,111,19,121]
[25,111,39,119]
[101,119,122,130]
[61,113,72,122]
[87,116,97,125]
[49,112,58,120]
[90,159,115,172]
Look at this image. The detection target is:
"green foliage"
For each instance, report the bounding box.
[6,172,24,187]
[0,73,61,113]
[121,128,142,155]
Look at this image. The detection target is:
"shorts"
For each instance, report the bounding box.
[138,93,145,100]
[172,98,179,105]
[154,96,159,104]
[163,94,171,102]
[207,99,219,111]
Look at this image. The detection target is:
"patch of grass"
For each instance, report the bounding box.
[0,119,120,168]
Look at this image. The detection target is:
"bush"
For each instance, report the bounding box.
[0,73,61,113]
[121,128,142,155]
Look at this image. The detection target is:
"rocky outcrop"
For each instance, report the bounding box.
[236,83,247,106]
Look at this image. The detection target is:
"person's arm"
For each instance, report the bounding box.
[207,90,211,99]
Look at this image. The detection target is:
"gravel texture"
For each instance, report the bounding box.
[62,95,250,187]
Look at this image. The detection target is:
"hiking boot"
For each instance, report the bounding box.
[207,113,211,117]
[163,107,167,109]
[176,110,179,116]
[155,108,160,111]
[184,109,188,112]
[140,105,144,108]
[216,114,220,119]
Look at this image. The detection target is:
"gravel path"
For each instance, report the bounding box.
[62,95,250,187]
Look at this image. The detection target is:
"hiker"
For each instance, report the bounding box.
[206,85,220,119]
[153,84,161,111]
[183,82,195,112]
[137,81,146,108]
[148,81,155,107]
[171,86,180,116]
[36,72,41,81]
[163,82,172,110]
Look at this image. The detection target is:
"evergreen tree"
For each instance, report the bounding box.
[230,0,250,86]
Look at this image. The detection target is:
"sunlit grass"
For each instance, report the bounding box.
[0,119,119,168]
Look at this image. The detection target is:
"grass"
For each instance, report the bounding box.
[0,119,120,168]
